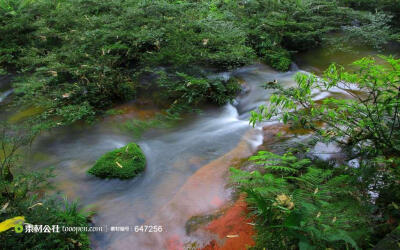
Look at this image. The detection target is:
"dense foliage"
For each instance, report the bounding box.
[251,57,400,157]
[0,123,90,249]
[1,0,400,249]
[0,198,91,249]
[231,151,369,249]
[340,0,400,29]
[243,58,400,248]
[88,143,146,179]
[1,0,398,128]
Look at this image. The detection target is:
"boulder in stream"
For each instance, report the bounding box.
[88,143,146,179]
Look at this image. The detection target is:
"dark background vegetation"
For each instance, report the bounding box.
[1,0,398,128]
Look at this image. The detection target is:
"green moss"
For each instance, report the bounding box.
[8,106,45,123]
[88,143,146,179]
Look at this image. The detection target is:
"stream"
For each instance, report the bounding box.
[29,64,279,249]
[0,45,399,249]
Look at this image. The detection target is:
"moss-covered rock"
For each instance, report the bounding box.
[88,143,146,179]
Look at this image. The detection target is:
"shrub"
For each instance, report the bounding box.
[231,151,370,249]
[154,71,241,113]
[0,197,91,250]
[249,57,400,247]
[0,122,90,249]
[236,0,356,71]
[0,0,254,127]
[341,12,395,50]
[251,57,400,157]
[88,143,146,179]
[340,0,400,29]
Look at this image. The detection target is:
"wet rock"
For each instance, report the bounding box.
[239,83,250,96]
[259,124,293,152]
[348,158,360,168]
[308,142,344,162]
[186,213,222,235]
[0,89,13,103]
[87,143,146,179]
[240,162,262,173]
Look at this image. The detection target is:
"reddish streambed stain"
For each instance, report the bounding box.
[128,124,296,249]
[201,196,256,250]
[57,122,307,249]
[198,123,312,250]
[109,130,258,249]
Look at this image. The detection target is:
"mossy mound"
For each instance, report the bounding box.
[88,143,146,179]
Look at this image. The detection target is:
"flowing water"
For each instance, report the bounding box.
[27,64,283,249]
[0,44,399,249]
